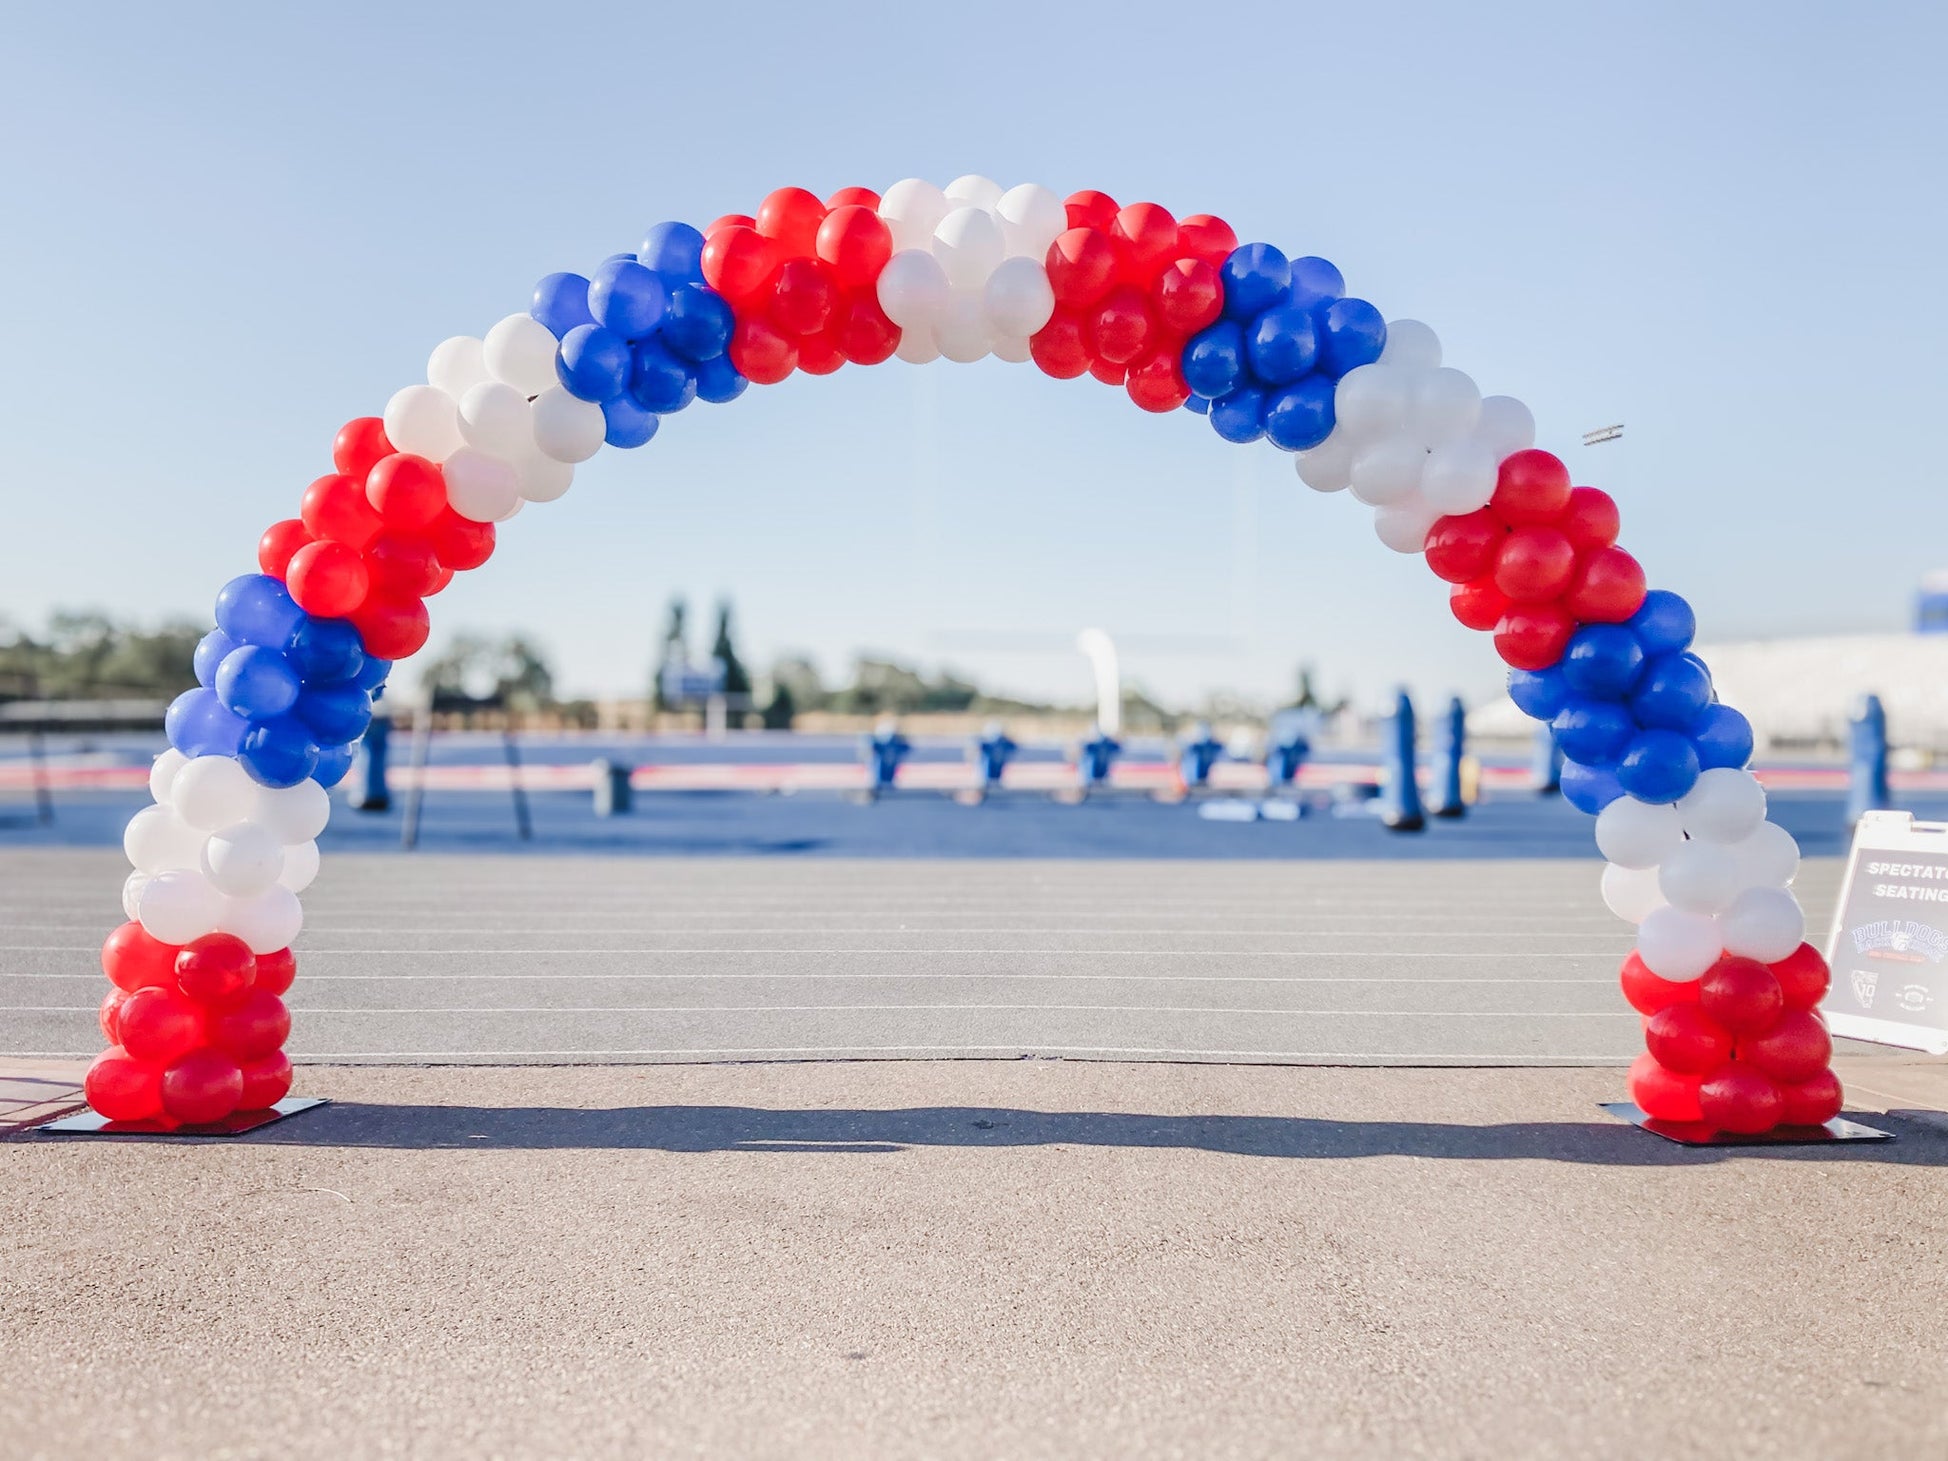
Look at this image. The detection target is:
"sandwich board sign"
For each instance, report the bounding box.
[1823,810,1948,1054]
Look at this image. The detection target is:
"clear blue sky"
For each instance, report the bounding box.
[2,1,1943,713]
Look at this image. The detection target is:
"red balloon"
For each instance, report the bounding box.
[118,986,205,1064]
[704,213,755,235]
[729,316,799,385]
[1619,950,1702,1015]
[238,1050,294,1111]
[85,1047,163,1123]
[1493,603,1574,669]
[364,535,444,598]
[258,519,312,579]
[1490,449,1572,525]
[815,206,894,292]
[161,1048,243,1126]
[768,256,837,337]
[210,989,291,1062]
[834,293,900,366]
[754,186,826,255]
[1699,955,1784,1036]
[1628,1052,1703,1122]
[333,417,394,480]
[1698,1063,1784,1135]
[1064,189,1119,231]
[1087,356,1129,387]
[286,540,371,618]
[365,454,447,532]
[1423,511,1507,584]
[428,509,496,572]
[794,327,846,376]
[426,564,455,597]
[1741,1009,1832,1084]
[1126,347,1191,413]
[1492,526,1576,602]
[1450,578,1511,632]
[99,988,129,1045]
[254,947,297,997]
[1087,286,1154,366]
[1564,546,1647,624]
[1029,310,1091,380]
[1645,1003,1733,1074]
[1176,214,1239,269]
[701,225,782,304]
[1045,228,1121,310]
[1770,943,1830,1011]
[103,921,178,992]
[176,933,257,1008]
[1780,1069,1843,1126]
[1153,258,1222,335]
[351,591,431,660]
[302,472,385,553]
[1111,202,1179,280]
[824,186,880,210]
[1560,486,1620,553]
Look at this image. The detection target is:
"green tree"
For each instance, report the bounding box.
[652,596,688,711]
[422,634,556,710]
[761,678,796,730]
[711,599,751,697]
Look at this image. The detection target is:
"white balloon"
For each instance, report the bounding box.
[138,869,225,945]
[252,777,332,844]
[1679,767,1767,844]
[931,207,1006,291]
[1729,820,1801,890]
[1601,862,1666,924]
[518,450,574,504]
[278,838,321,893]
[1378,319,1441,371]
[123,804,206,875]
[122,871,150,923]
[171,755,257,831]
[1719,886,1805,963]
[202,820,285,897]
[982,254,1055,337]
[1419,441,1500,515]
[383,384,464,461]
[221,886,303,956]
[148,748,188,806]
[995,183,1067,258]
[1407,368,1482,447]
[1374,498,1440,554]
[1636,905,1722,982]
[1333,364,1410,441]
[936,292,994,363]
[444,446,524,523]
[944,174,1005,210]
[893,322,941,365]
[1474,396,1536,459]
[877,249,951,329]
[458,382,533,458]
[1348,440,1426,507]
[427,335,489,400]
[1658,839,1745,915]
[483,312,561,397]
[990,334,1033,365]
[1595,797,1684,869]
[530,387,606,464]
[877,178,950,253]
[1294,434,1356,493]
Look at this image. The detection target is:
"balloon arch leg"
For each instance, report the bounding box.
[91,177,1839,1138]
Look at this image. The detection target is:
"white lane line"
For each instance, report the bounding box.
[0,972,1618,984]
[8,1004,1637,1017]
[35,946,1625,959]
[0,1045,1639,1063]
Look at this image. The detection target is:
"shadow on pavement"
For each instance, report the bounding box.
[240,1102,1948,1166]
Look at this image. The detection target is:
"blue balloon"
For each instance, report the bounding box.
[1560,623,1646,700]
[1245,305,1320,386]
[1220,244,1291,320]
[1508,666,1570,722]
[1692,702,1754,770]
[556,324,632,403]
[215,645,302,720]
[165,688,247,759]
[1209,386,1267,444]
[1262,377,1336,450]
[1183,393,1210,416]
[352,654,393,694]
[1551,697,1636,766]
[1616,728,1701,804]
[1288,256,1346,309]
[660,285,735,362]
[694,352,747,404]
[588,258,668,340]
[294,683,373,747]
[531,272,595,339]
[313,740,356,789]
[1317,298,1388,377]
[1628,589,1695,658]
[1182,320,1247,399]
[1629,652,1713,731]
[214,574,304,650]
[602,392,660,449]
[287,616,365,686]
[193,628,238,688]
[1561,757,1626,815]
[640,221,707,281]
[631,340,698,413]
[239,716,321,789]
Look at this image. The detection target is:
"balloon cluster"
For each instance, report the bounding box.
[702,186,902,381]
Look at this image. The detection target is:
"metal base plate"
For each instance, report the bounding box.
[36,1096,328,1138]
[1599,1101,1891,1146]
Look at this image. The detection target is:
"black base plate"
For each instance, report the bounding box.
[36,1096,328,1138]
[1599,1101,1891,1146]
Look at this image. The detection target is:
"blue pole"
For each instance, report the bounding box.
[348,714,392,812]
[1845,693,1892,829]
[1431,696,1467,818]
[1380,689,1425,832]
[1530,724,1562,796]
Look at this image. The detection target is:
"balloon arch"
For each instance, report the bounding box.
[92,177,1838,1137]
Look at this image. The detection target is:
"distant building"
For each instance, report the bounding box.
[1916,570,1948,634]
